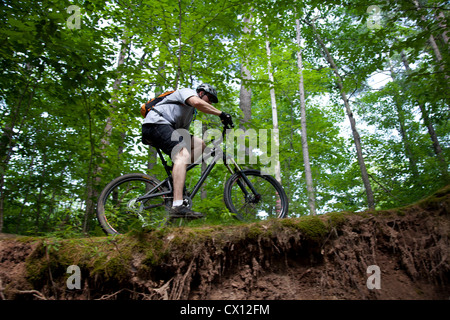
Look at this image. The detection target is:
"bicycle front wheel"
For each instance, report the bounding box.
[224,169,288,221]
[96,173,172,235]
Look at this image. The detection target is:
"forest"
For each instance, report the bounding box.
[0,0,449,236]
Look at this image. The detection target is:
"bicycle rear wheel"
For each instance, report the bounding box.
[96,173,172,235]
[224,169,288,221]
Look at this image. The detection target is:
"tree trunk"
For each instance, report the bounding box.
[175,0,183,89]
[237,14,253,165]
[308,18,375,210]
[35,151,47,231]
[413,0,449,80]
[400,50,448,179]
[239,14,253,129]
[434,9,449,46]
[265,37,282,184]
[83,37,129,233]
[145,64,167,178]
[0,78,36,232]
[388,60,419,178]
[296,17,316,215]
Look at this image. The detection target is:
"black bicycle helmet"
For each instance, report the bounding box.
[196,83,218,103]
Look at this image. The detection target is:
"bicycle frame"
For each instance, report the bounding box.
[136,125,260,205]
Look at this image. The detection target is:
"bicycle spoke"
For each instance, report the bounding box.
[97,175,171,234]
[225,170,287,221]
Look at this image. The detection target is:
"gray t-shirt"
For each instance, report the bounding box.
[143,88,197,130]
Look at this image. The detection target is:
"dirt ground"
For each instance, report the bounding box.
[0,187,449,300]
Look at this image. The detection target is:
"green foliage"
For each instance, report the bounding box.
[1,0,448,236]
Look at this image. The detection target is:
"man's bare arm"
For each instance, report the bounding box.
[186,96,222,116]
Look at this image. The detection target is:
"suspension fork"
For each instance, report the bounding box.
[225,158,261,201]
[222,125,261,201]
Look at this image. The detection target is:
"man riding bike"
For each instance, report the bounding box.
[142,83,233,218]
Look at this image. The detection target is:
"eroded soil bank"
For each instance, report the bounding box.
[0,186,449,300]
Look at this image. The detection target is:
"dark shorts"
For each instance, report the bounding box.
[142,124,192,158]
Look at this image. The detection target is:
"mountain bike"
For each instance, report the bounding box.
[96,123,288,235]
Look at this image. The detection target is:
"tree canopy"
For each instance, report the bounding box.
[1,0,448,235]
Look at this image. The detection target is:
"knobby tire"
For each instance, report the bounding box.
[96,173,171,235]
[223,169,288,221]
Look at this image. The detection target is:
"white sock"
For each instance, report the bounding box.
[172,200,183,207]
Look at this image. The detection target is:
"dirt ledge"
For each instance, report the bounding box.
[0,186,449,300]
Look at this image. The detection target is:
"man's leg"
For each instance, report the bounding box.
[172,147,190,205]
[191,136,206,164]
[169,137,206,217]
[170,146,203,217]
[172,136,205,204]
[143,125,204,213]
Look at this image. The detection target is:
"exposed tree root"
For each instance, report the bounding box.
[0,186,449,300]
